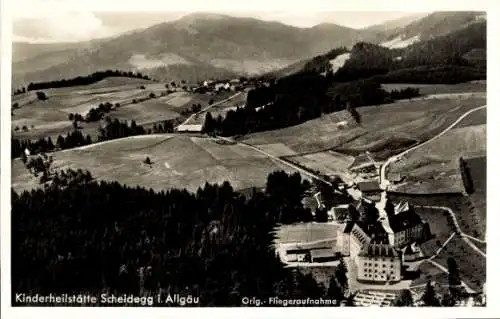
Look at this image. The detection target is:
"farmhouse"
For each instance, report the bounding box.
[175,124,203,133]
[328,204,351,221]
[357,181,382,197]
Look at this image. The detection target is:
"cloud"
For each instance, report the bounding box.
[13,11,113,43]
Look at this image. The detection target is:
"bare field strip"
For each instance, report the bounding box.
[382,81,486,96]
[274,223,339,243]
[286,151,355,176]
[12,135,303,193]
[252,143,298,157]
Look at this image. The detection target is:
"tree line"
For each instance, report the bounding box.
[12,118,150,159]
[12,130,92,159]
[24,70,153,91]
[202,72,420,136]
[12,170,350,306]
[330,22,486,84]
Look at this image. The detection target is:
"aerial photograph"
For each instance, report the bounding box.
[9,9,486,308]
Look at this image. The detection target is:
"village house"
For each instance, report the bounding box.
[328,204,351,221]
[357,181,382,198]
[175,124,203,133]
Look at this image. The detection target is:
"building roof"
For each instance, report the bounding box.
[176,124,203,132]
[343,221,355,234]
[358,243,399,258]
[388,208,422,233]
[394,201,410,214]
[310,248,336,259]
[351,224,371,246]
[333,204,351,210]
[358,181,381,192]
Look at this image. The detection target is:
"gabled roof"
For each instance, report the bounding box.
[343,221,355,234]
[388,208,422,233]
[358,243,399,258]
[310,248,336,258]
[358,181,381,192]
[394,201,410,214]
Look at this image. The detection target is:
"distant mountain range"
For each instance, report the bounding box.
[12,11,486,86]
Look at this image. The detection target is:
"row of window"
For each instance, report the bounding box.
[363,262,395,268]
[362,274,397,280]
[364,269,395,274]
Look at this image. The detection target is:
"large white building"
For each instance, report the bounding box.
[337,200,427,283]
[356,243,401,283]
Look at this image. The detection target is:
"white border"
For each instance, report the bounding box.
[1,0,498,318]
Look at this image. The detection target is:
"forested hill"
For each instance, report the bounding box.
[288,20,486,84]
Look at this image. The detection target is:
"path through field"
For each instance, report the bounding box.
[176,92,242,128]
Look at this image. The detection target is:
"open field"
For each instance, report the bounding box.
[12,79,232,141]
[285,151,355,179]
[12,135,305,193]
[388,124,486,193]
[410,261,450,288]
[181,91,245,125]
[432,237,486,292]
[382,81,486,96]
[242,96,486,158]
[455,108,486,128]
[274,222,339,244]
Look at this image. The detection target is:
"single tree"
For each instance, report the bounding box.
[315,206,328,223]
[202,112,215,135]
[326,276,343,303]
[422,281,440,307]
[441,293,456,307]
[36,91,47,100]
[394,289,414,306]
[335,258,348,291]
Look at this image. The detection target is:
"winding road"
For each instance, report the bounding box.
[417,205,486,258]
[379,104,487,189]
[176,92,243,129]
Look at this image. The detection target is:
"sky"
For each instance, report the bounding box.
[14,0,493,44]
[7,0,444,43]
[12,11,427,43]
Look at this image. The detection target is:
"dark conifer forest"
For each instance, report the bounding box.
[12,171,345,306]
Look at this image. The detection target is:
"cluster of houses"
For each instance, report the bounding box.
[192,78,243,94]
[281,188,430,284]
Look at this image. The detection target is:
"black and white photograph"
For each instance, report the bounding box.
[1,0,496,317]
